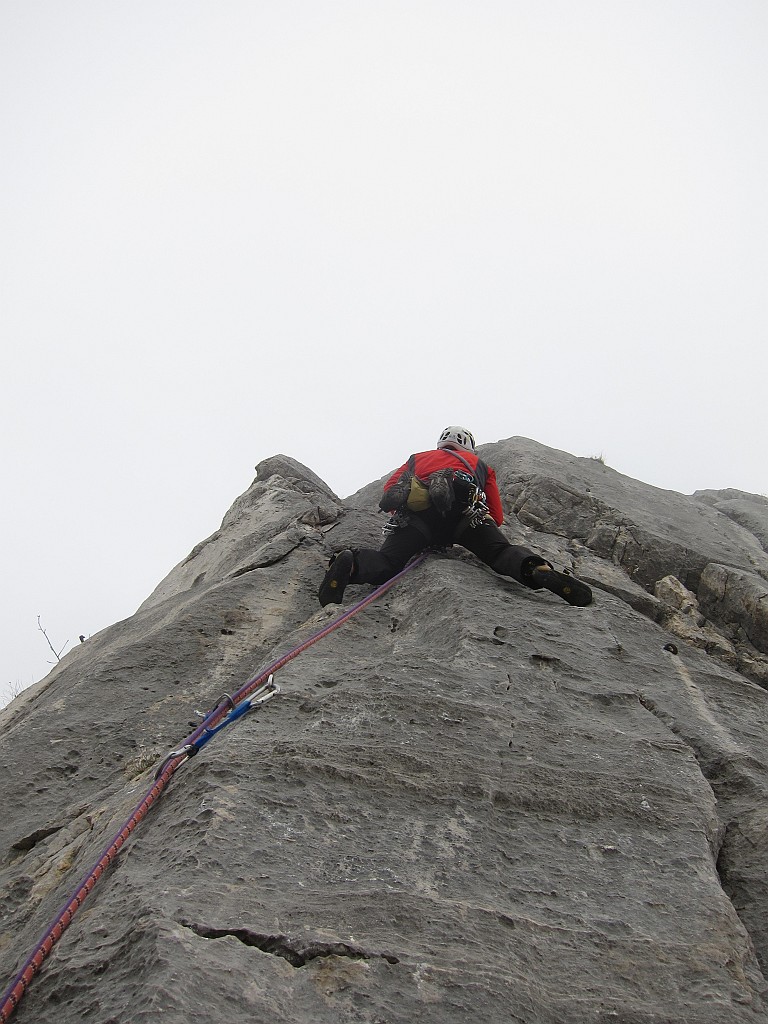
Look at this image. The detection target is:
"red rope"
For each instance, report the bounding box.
[0,755,184,1022]
[0,554,425,1022]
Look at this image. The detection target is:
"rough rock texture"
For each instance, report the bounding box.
[2,437,768,1023]
[694,490,768,556]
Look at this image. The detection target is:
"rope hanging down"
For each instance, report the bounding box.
[0,553,427,1024]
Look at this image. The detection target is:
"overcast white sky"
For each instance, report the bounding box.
[2,1,767,699]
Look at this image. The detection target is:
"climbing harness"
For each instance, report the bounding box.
[382,460,490,537]
[0,553,426,1024]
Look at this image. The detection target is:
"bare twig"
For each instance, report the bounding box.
[1,680,25,709]
[37,616,70,662]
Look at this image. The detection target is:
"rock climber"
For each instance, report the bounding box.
[318,426,593,608]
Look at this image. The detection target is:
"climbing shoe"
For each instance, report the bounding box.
[379,472,412,512]
[318,549,355,607]
[529,565,593,607]
[427,469,455,516]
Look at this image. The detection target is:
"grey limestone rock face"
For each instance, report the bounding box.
[654,573,740,665]
[482,439,768,592]
[2,439,768,1024]
[694,489,768,555]
[698,564,768,655]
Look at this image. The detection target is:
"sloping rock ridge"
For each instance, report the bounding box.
[2,437,768,1024]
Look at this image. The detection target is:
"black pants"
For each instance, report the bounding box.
[352,510,544,588]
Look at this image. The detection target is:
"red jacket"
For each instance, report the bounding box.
[384,449,504,526]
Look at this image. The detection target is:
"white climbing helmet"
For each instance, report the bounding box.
[437,426,477,453]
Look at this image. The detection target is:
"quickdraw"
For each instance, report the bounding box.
[154,675,280,778]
